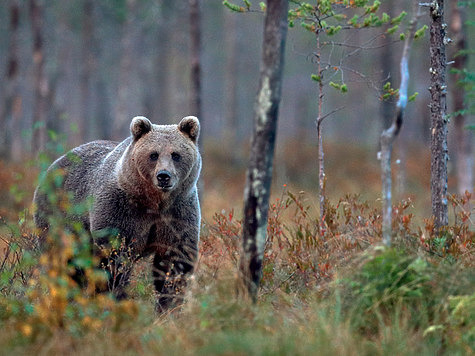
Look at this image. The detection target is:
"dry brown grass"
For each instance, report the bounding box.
[0,140,473,354]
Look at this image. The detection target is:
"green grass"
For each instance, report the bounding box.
[0,193,473,355]
[0,144,473,355]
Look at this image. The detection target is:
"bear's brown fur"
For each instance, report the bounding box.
[33,116,201,310]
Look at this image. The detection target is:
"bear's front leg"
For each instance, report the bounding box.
[152,243,197,312]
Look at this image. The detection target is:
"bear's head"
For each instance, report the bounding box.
[122,116,201,203]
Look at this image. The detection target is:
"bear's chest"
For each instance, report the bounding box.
[131,214,181,257]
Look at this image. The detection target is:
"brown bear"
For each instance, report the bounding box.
[33,116,201,310]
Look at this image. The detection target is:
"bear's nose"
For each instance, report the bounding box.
[156,170,172,186]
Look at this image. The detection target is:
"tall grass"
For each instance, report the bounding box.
[0,142,473,355]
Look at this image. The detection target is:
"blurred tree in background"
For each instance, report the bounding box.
[0,0,473,204]
[0,3,473,349]
[0,0,21,160]
[449,0,473,196]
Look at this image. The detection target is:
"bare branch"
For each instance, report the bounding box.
[321,40,399,51]
[317,106,345,126]
[341,33,388,62]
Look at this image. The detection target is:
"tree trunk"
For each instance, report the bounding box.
[189,0,202,120]
[0,0,22,161]
[80,0,97,143]
[189,0,203,199]
[449,1,473,196]
[150,0,174,124]
[30,0,49,153]
[112,0,137,139]
[380,2,420,246]
[224,10,240,142]
[315,34,325,230]
[240,0,288,302]
[429,0,448,230]
[379,3,394,131]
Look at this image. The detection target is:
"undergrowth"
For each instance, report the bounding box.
[0,170,473,354]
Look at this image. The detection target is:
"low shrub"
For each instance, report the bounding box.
[0,182,473,354]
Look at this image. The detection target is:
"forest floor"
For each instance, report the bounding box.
[0,140,473,355]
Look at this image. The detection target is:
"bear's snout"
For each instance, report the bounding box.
[156,170,173,189]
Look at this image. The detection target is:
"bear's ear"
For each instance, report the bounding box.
[178,116,200,143]
[130,116,152,140]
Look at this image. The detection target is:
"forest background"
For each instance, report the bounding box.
[0,0,473,219]
[0,0,474,354]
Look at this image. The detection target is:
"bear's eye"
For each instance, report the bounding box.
[171,152,181,162]
[150,152,159,161]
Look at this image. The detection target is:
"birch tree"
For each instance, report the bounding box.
[240,0,288,302]
[380,2,422,246]
[283,1,410,232]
